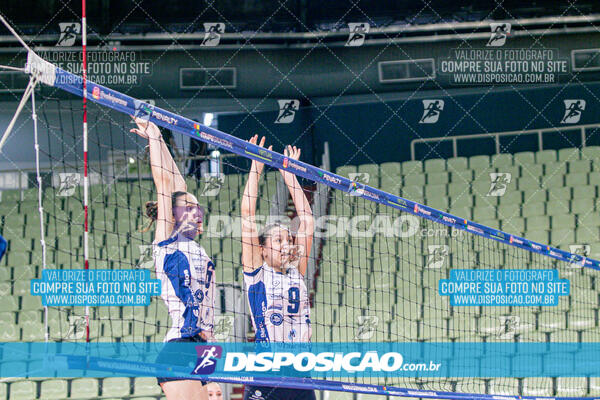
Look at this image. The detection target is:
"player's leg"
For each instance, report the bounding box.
[161,380,208,400]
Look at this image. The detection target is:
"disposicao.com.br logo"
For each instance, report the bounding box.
[202,350,441,375]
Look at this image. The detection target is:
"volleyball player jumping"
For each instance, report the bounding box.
[241,135,315,400]
[132,117,215,400]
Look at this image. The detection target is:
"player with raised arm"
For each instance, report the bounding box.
[131,117,215,400]
[241,135,315,400]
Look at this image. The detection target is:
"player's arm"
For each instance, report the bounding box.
[241,135,271,272]
[130,117,186,243]
[279,145,314,276]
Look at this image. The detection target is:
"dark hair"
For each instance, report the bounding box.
[139,191,189,233]
[258,223,290,246]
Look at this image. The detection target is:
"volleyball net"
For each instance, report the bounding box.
[3,46,600,399]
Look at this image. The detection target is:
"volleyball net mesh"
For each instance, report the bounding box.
[4,50,600,397]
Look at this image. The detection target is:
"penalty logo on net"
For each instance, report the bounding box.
[561,99,586,124]
[347,172,370,196]
[213,315,235,340]
[568,244,590,268]
[486,23,511,47]
[133,99,155,122]
[354,315,379,340]
[199,173,225,197]
[56,22,81,46]
[487,173,512,196]
[426,245,449,269]
[201,23,225,46]
[419,100,444,124]
[496,315,521,339]
[275,99,300,124]
[56,173,81,197]
[136,245,156,269]
[192,345,222,375]
[345,23,370,47]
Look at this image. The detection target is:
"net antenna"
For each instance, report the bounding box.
[0,13,40,152]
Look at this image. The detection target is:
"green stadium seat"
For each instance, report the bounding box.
[424,184,446,199]
[380,162,401,177]
[520,163,543,177]
[390,318,418,341]
[556,377,586,397]
[558,147,581,162]
[449,206,471,220]
[9,381,36,400]
[547,186,571,201]
[40,379,68,399]
[522,202,546,217]
[551,213,575,229]
[566,172,588,187]
[549,330,578,342]
[589,171,600,186]
[425,197,449,210]
[21,322,45,341]
[572,198,596,215]
[336,165,357,177]
[573,185,596,200]
[419,319,447,340]
[132,378,161,396]
[546,200,570,216]
[473,207,496,221]
[568,308,596,330]
[538,311,567,331]
[0,296,18,312]
[357,163,380,177]
[570,159,591,173]
[491,153,513,168]
[541,173,564,188]
[102,377,131,397]
[514,151,535,165]
[582,145,600,159]
[497,189,522,204]
[427,172,449,185]
[582,328,600,342]
[401,185,424,200]
[523,378,553,396]
[551,228,575,245]
[501,217,525,234]
[522,188,546,203]
[446,157,468,172]
[517,176,540,191]
[401,160,423,175]
[575,227,599,243]
[455,379,486,395]
[403,173,426,186]
[526,215,550,231]
[469,155,490,170]
[489,378,519,395]
[323,390,355,400]
[497,204,520,220]
[591,377,600,396]
[448,315,477,339]
[536,149,557,163]
[424,158,446,172]
[70,378,99,398]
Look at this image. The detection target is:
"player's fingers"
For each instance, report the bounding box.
[259,136,266,147]
[267,145,273,151]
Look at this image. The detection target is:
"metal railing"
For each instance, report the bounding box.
[410,123,600,160]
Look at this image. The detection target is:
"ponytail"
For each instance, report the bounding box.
[140,201,158,232]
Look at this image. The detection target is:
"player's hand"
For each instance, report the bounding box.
[284,145,301,161]
[130,116,162,141]
[248,135,271,175]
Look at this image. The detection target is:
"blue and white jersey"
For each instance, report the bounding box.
[244,263,311,343]
[153,234,216,342]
